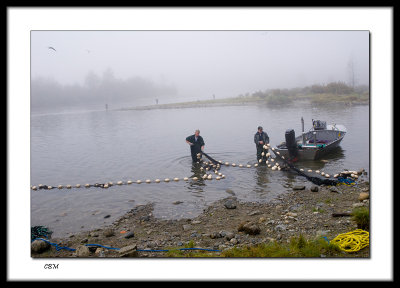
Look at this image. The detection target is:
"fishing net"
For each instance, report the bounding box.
[272,150,340,186]
[31,225,53,241]
[289,165,339,186]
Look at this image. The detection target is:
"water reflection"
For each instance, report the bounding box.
[333,146,347,160]
[282,169,298,187]
[186,162,205,194]
[254,164,269,188]
[320,146,346,161]
[294,146,346,170]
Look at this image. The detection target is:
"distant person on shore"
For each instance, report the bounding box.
[254,126,269,161]
[186,129,205,162]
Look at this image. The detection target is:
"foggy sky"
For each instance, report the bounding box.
[31,30,369,101]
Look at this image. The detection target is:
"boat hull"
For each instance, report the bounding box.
[274,128,346,161]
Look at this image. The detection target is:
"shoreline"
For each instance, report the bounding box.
[118,97,368,112]
[119,100,263,111]
[32,172,370,258]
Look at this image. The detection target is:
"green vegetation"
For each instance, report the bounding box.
[193,82,368,107]
[165,240,217,258]
[242,82,369,106]
[351,207,370,230]
[123,81,369,111]
[306,92,369,105]
[312,207,325,213]
[222,235,342,257]
[165,235,343,258]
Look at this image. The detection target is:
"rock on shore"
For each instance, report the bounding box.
[32,179,370,258]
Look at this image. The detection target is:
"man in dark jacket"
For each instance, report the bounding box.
[186,129,205,162]
[254,126,269,161]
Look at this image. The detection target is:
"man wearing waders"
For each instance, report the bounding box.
[186,129,205,162]
[254,126,269,162]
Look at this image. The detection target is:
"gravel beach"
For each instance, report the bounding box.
[31,173,370,258]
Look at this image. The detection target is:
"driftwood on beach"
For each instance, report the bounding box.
[332,212,352,217]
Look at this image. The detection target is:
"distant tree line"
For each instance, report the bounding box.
[309,82,355,94]
[236,81,369,105]
[31,69,178,112]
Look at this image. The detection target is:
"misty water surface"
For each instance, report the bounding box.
[31,104,369,238]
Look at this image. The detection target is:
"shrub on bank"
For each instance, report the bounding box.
[309,93,369,105]
[221,235,342,258]
[351,207,369,230]
[266,94,293,105]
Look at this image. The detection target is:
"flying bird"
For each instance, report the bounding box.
[48,46,56,52]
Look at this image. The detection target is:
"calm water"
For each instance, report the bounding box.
[31,103,369,237]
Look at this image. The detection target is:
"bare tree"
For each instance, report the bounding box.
[347,57,357,88]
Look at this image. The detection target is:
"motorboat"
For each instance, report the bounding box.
[274,117,346,161]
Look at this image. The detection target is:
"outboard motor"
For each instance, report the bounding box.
[285,129,298,159]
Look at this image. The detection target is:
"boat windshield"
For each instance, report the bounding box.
[312,120,327,130]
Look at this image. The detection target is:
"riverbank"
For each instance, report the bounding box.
[119,98,264,111]
[32,172,370,258]
[119,92,369,112]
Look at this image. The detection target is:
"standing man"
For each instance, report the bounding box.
[186,129,205,162]
[254,126,270,161]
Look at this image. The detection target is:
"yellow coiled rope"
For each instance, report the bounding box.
[331,229,369,253]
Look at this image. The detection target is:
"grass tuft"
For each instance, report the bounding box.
[351,207,369,230]
[221,235,341,258]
